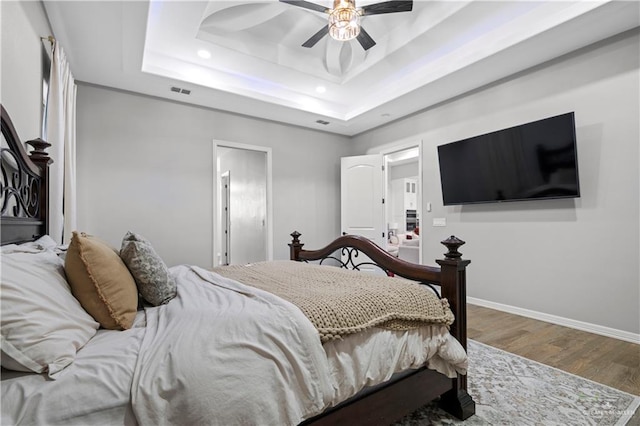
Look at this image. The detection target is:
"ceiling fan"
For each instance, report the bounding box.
[280,0,413,51]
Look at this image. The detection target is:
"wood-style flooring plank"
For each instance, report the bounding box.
[467,304,640,396]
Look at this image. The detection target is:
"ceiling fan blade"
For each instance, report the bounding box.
[360,0,413,16]
[302,25,330,48]
[279,0,329,14]
[356,27,376,51]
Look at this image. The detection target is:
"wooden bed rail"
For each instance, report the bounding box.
[289,231,475,422]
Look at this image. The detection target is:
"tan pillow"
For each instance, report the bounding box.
[64,231,138,330]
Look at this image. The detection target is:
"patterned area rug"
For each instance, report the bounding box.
[396,340,640,426]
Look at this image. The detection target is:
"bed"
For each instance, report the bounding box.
[1,103,475,425]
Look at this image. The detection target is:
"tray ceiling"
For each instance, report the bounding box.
[43,0,639,136]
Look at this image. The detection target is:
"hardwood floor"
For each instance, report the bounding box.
[467,304,640,396]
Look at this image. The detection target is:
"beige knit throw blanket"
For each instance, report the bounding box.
[212,260,454,343]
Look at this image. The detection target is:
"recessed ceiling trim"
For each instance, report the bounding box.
[43,0,640,136]
[143,0,619,123]
[142,50,351,119]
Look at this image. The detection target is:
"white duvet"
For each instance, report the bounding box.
[131,265,335,425]
[2,264,468,426]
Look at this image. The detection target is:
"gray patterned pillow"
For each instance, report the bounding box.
[120,232,176,306]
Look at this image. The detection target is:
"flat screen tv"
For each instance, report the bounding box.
[437,112,580,206]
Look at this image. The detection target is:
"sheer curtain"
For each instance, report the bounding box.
[46,41,77,244]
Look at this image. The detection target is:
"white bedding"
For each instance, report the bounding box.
[324,324,467,404]
[1,264,468,426]
[1,313,146,425]
[131,265,335,425]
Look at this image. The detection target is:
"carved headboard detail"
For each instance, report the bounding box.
[1,104,52,245]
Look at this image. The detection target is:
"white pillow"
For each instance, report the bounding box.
[1,249,100,378]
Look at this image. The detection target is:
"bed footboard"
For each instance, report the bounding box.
[289,231,475,423]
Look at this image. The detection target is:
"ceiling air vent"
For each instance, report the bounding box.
[316,119,330,125]
[170,86,191,95]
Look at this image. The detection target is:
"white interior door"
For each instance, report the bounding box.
[341,154,385,248]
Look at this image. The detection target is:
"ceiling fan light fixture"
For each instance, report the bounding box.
[329,0,360,41]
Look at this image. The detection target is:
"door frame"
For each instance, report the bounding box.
[212,140,273,267]
[220,171,230,265]
[369,138,423,264]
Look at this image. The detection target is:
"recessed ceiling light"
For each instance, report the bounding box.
[316,86,327,94]
[197,49,211,59]
[381,113,391,118]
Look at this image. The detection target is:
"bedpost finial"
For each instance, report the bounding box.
[289,231,303,261]
[441,235,465,259]
[26,138,52,163]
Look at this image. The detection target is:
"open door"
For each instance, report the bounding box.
[341,154,385,248]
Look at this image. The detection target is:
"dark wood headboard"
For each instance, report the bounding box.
[1,104,52,245]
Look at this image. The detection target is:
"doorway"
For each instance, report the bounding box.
[340,140,422,264]
[213,141,273,266]
[383,146,421,264]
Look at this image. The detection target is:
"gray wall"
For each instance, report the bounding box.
[75,85,353,267]
[351,30,640,335]
[1,1,51,139]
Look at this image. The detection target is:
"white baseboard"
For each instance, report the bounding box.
[467,297,640,345]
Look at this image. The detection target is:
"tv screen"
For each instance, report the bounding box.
[437,112,580,205]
